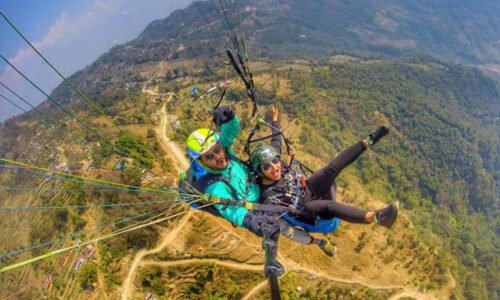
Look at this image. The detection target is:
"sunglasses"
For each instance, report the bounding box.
[262,157,280,172]
[203,145,223,162]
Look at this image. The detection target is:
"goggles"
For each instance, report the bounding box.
[202,144,223,162]
[261,157,280,172]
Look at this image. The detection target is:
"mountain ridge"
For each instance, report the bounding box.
[133,0,500,65]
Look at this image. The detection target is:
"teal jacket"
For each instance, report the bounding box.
[195,116,259,226]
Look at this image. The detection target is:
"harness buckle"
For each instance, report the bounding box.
[300,175,306,187]
[179,171,187,181]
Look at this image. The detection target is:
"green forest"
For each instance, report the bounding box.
[162,55,498,299]
[264,59,498,299]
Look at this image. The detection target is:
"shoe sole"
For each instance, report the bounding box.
[383,203,398,229]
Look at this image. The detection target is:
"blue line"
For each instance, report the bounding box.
[0,200,179,211]
[0,205,173,260]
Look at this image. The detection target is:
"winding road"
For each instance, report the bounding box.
[156,101,189,170]
[141,259,263,271]
[120,79,191,300]
[120,210,194,300]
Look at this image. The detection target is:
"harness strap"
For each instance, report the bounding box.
[208,197,294,214]
[190,159,252,208]
[245,202,295,213]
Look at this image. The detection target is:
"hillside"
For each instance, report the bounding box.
[138,0,500,65]
[0,0,499,299]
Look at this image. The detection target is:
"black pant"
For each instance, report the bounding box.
[304,142,368,223]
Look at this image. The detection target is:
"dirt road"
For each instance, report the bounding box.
[156,102,189,170]
[242,280,270,300]
[120,210,194,300]
[143,72,188,171]
[120,66,195,300]
[241,255,435,300]
[142,61,164,95]
[141,258,263,271]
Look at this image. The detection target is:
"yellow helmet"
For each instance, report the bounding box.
[186,128,220,160]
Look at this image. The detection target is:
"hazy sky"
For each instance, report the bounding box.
[0,0,192,122]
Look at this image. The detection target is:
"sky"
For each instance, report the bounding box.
[0,0,192,122]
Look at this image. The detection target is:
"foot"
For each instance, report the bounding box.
[317,239,337,257]
[368,125,389,146]
[374,203,398,229]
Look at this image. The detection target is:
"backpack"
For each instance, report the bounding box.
[178,168,238,217]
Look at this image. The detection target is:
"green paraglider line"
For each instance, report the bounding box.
[0,53,172,192]
[1,165,130,191]
[0,187,176,195]
[1,79,172,190]
[0,11,174,190]
[0,205,172,260]
[0,158,184,197]
[0,94,30,114]
[0,81,48,120]
[3,166,195,203]
[0,200,210,273]
[0,200,179,211]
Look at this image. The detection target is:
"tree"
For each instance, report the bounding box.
[79,263,97,289]
[147,128,156,138]
[115,134,153,168]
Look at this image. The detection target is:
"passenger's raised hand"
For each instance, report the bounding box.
[212,106,235,126]
[270,105,278,122]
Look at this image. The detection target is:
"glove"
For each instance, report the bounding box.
[212,106,235,126]
[244,213,281,260]
[243,213,279,237]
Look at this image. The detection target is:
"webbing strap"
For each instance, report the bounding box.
[211,198,294,214]
[244,202,294,213]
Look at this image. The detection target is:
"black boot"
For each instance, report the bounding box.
[368,125,389,146]
[375,203,398,228]
[317,239,337,257]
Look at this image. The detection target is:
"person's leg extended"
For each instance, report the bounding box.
[304,200,399,228]
[305,200,369,223]
[279,219,336,256]
[307,126,389,196]
[308,142,366,196]
[279,219,313,244]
